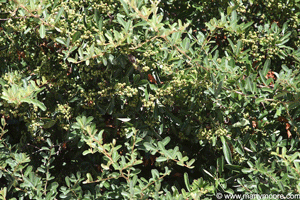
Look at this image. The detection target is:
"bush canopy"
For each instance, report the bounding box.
[1,0,300,199]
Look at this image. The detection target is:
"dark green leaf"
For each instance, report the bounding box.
[221,136,232,165]
[21,98,46,111]
[72,31,81,43]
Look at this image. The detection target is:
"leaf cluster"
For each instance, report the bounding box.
[0,0,300,199]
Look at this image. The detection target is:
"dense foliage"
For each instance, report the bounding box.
[1,0,300,199]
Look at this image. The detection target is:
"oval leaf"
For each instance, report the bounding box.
[221,136,232,165]
[39,24,45,39]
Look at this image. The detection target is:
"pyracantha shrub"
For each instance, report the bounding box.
[1,0,300,199]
